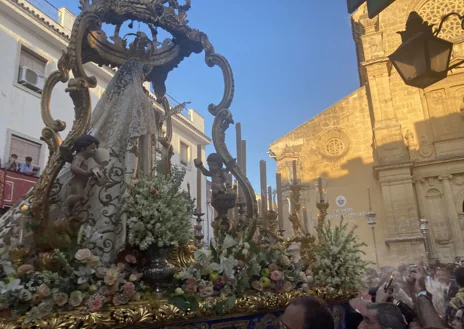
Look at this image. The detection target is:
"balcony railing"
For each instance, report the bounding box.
[24,0,59,22]
[0,169,39,208]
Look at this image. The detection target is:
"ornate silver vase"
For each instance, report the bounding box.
[143,244,175,295]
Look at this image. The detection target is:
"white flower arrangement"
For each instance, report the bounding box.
[312,218,371,291]
[124,165,195,250]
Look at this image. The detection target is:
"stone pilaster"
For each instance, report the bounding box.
[439,175,463,254]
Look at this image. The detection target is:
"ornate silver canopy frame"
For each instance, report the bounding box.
[31,0,257,246]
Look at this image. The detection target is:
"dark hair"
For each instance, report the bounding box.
[455,267,464,287]
[10,154,18,159]
[74,135,100,153]
[366,303,406,329]
[290,296,334,329]
[206,153,223,166]
[25,157,32,162]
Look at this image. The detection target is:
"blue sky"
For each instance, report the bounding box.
[43,0,360,192]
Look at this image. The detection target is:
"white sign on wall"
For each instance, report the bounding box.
[335,195,347,207]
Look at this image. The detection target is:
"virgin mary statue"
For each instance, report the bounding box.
[0,58,159,264]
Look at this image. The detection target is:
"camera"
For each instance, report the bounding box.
[395,300,416,324]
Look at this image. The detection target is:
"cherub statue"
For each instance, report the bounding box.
[64,135,102,215]
[194,153,231,197]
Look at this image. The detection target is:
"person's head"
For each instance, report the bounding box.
[9,154,18,162]
[392,271,402,282]
[359,303,406,329]
[397,264,407,276]
[437,268,451,285]
[281,296,334,329]
[206,153,223,171]
[25,157,32,165]
[455,266,464,288]
[456,257,461,263]
[74,135,99,157]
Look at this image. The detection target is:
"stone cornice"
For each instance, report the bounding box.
[385,235,424,246]
[373,161,414,180]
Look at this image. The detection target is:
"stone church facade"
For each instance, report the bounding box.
[269,0,464,266]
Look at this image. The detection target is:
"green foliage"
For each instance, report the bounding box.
[125,165,195,250]
[311,218,371,291]
[168,294,199,311]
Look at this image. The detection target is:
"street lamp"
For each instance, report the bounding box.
[315,176,329,228]
[389,11,464,89]
[366,211,379,267]
[419,218,430,264]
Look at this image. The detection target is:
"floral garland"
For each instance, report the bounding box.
[168,232,315,312]
[0,244,153,323]
[125,165,195,250]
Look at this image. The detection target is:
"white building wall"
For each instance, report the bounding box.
[0,0,212,241]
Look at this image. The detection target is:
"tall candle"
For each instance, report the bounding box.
[196,144,202,211]
[19,215,25,245]
[303,207,309,234]
[268,185,273,211]
[236,123,242,199]
[260,160,268,229]
[236,123,242,168]
[276,173,284,230]
[367,186,372,211]
[318,177,324,202]
[241,140,247,175]
[292,160,297,184]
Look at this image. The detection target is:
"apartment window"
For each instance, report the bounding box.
[9,135,41,167]
[19,47,46,74]
[17,47,47,94]
[180,141,190,166]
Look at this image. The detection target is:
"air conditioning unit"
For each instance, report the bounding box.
[18,66,45,93]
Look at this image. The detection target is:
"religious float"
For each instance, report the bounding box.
[0,1,369,328]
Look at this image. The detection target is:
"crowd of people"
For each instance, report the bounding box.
[1,153,38,176]
[281,262,464,329]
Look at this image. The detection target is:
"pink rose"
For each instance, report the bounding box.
[75,249,93,263]
[123,282,136,298]
[268,264,279,272]
[270,271,283,281]
[88,297,104,312]
[125,255,137,264]
[54,292,68,307]
[96,267,108,279]
[17,264,34,275]
[98,286,111,296]
[37,284,50,297]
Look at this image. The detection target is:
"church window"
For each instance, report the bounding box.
[418,0,464,41]
[325,138,345,156]
[180,141,190,165]
[9,134,41,168]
